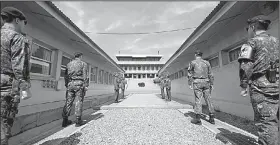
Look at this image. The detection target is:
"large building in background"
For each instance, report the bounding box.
[116,54,165,79]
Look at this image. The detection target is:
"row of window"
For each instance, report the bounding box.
[29,38,116,85]
[169,45,241,80]
[118,58,161,61]
[120,65,163,71]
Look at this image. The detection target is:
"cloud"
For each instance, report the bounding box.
[105,20,123,31]
[63,2,85,17]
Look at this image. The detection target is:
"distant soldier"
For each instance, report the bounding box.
[113,72,121,103]
[164,73,172,101]
[187,50,215,125]
[159,74,165,99]
[1,7,31,145]
[119,74,127,99]
[62,52,88,127]
[238,15,279,145]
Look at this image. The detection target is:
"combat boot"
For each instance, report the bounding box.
[209,114,215,124]
[191,114,202,125]
[62,117,72,127]
[75,117,84,127]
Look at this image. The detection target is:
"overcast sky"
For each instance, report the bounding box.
[53,1,219,62]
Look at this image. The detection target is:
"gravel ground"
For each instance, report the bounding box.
[60,109,225,145]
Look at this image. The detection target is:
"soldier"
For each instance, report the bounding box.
[119,74,127,99]
[238,15,279,145]
[187,50,215,125]
[62,52,88,127]
[113,72,121,103]
[164,73,172,101]
[1,7,31,145]
[159,74,165,99]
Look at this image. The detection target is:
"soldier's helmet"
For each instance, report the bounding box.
[1,7,27,24]
[74,52,83,58]
[194,49,203,56]
[247,15,271,25]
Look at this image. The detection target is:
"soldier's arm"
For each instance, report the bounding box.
[11,34,30,90]
[238,40,255,89]
[83,63,89,87]
[187,62,194,85]
[207,62,214,86]
[64,66,69,87]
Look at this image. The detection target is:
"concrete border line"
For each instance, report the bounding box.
[176,109,254,145]
[213,117,258,139]
[33,109,109,145]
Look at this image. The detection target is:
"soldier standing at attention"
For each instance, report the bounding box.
[62,52,88,127]
[1,7,31,145]
[238,15,279,145]
[187,50,215,125]
[120,74,127,99]
[164,73,172,102]
[114,72,121,103]
[159,74,165,99]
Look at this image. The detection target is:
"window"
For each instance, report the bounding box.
[138,66,141,70]
[109,73,112,84]
[60,56,71,77]
[124,66,127,70]
[229,46,241,62]
[98,70,103,84]
[30,43,52,75]
[90,67,98,83]
[175,72,178,79]
[208,56,219,68]
[179,70,184,78]
[104,72,108,84]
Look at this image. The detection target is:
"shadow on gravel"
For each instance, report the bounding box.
[216,128,258,145]
[38,132,82,145]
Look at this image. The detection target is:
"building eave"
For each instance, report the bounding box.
[36,1,124,73]
[159,1,234,74]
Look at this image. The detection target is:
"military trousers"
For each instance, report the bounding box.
[165,88,171,101]
[120,89,125,99]
[250,92,279,145]
[62,80,85,119]
[1,74,20,145]
[192,80,215,115]
[114,88,119,101]
[161,87,165,99]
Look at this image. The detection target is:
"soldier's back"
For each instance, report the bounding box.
[67,59,85,80]
[191,58,210,79]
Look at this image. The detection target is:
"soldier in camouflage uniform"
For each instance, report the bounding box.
[159,74,165,99]
[187,50,215,125]
[164,73,172,101]
[113,72,121,103]
[62,52,89,127]
[1,7,31,145]
[119,73,127,99]
[238,15,279,145]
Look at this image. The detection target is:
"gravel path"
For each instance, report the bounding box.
[60,109,225,145]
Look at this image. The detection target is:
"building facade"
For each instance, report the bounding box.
[159,1,279,120]
[116,55,165,79]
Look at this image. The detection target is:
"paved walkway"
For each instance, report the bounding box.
[32,94,257,145]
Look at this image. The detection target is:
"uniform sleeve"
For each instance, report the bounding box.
[187,62,194,85]
[83,63,89,87]
[64,66,69,87]
[11,34,30,90]
[207,62,214,85]
[238,39,255,89]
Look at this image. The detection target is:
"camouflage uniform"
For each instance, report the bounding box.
[187,50,215,124]
[1,7,31,145]
[62,54,88,126]
[159,76,165,99]
[114,72,121,102]
[119,76,127,99]
[164,76,172,101]
[238,16,279,145]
